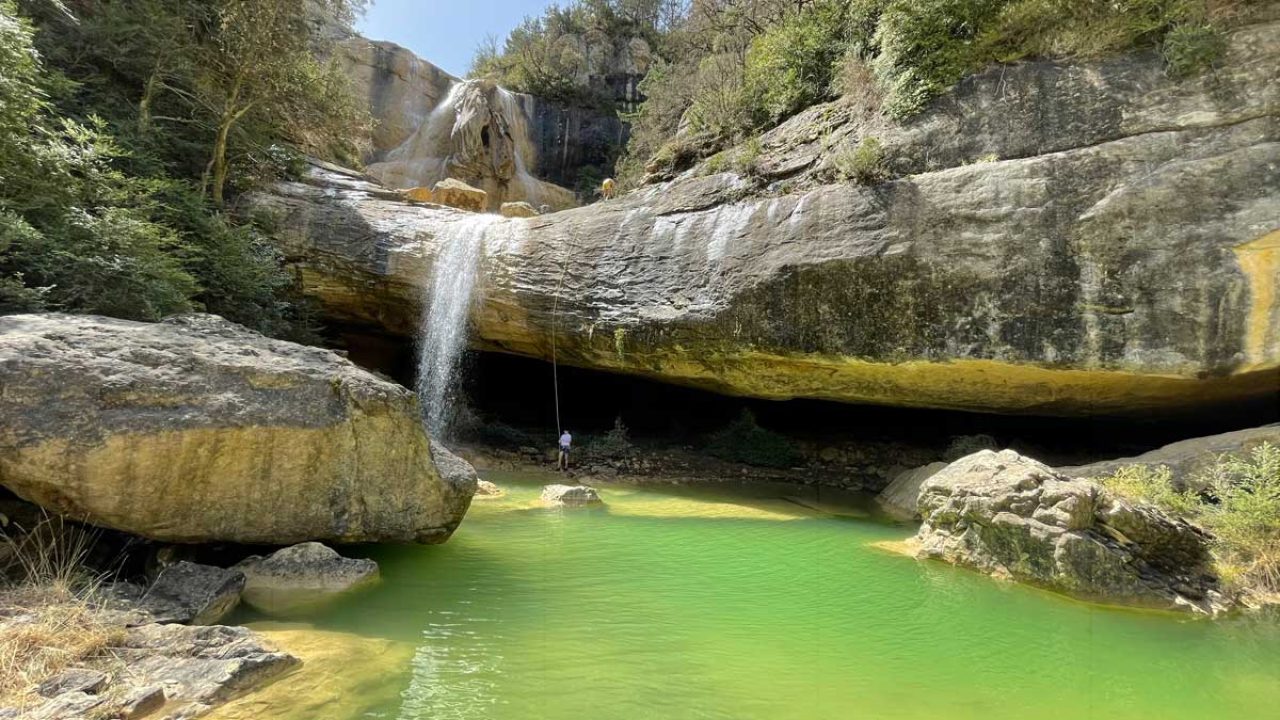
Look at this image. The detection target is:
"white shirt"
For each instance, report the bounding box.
[559,432,572,449]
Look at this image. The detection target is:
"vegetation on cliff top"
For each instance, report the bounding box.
[473,0,1260,189]
[1101,442,1280,601]
[0,0,367,338]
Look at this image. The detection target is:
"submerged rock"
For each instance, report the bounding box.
[139,562,245,626]
[235,543,379,615]
[914,450,1227,614]
[475,479,503,497]
[541,484,602,507]
[877,462,947,521]
[119,623,299,716]
[256,20,1280,416]
[0,313,475,545]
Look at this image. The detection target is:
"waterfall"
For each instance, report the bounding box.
[417,214,500,437]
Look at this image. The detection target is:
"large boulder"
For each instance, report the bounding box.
[0,313,475,544]
[234,543,379,614]
[1058,424,1280,487]
[914,450,1226,613]
[254,20,1280,417]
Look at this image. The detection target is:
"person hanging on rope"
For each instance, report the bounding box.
[557,429,573,471]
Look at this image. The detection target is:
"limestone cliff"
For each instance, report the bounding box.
[338,35,626,205]
[257,20,1280,416]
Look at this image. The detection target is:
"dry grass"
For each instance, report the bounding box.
[0,515,125,710]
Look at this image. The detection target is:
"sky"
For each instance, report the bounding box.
[357,0,556,78]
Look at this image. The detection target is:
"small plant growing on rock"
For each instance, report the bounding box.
[734,136,764,177]
[1099,464,1200,518]
[1100,443,1280,599]
[834,136,888,184]
[1162,22,1227,78]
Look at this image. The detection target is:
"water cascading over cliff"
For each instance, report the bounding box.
[367,79,577,212]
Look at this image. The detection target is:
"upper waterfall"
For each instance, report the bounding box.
[367,78,576,213]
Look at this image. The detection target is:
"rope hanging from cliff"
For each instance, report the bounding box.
[550,255,571,436]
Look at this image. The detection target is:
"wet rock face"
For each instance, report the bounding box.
[915,450,1225,614]
[257,21,1279,416]
[0,313,475,544]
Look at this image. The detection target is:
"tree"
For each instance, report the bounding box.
[192,0,366,205]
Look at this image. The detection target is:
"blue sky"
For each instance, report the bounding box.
[357,0,555,77]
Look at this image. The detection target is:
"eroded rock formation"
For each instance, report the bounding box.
[256,20,1280,416]
[339,34,630,196]
[0,313,475,544]
[914,450,1226,614]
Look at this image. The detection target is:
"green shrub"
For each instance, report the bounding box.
[733,136,764,177]
[872,0,1006,118]
[744,0,850,123]
[1099,464,1201,518]
[584,416,635,459]
[705,409,804,469]
[1101,443,1280,596]
[1199,443,1280,594]
[1161,21,1227,76]
[833,136,888,184]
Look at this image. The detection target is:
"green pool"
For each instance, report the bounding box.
[222,472,1280,720]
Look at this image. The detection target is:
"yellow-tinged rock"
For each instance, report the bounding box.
[431,178,487,212]
[204,624,414,720]
[404,186,434,203]
[0,314,476,544]
[500,201,540,218]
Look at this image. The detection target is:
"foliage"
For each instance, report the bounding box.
[616,0,1240,182]
[1161,20,1227,76]
[1198,443,1280,594]
[833,135,888,183]
[1,515,123,712]
[584,416,636,459]
[744,1,849,123]
[1101,443,1280,596]
[471,0,683,109]
[0,0,362,337]
[1099,464,1201,517]
[705,409,803,468]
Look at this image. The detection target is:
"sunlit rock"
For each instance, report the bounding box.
[541,484,602,507]
[430,178,487,212]
[500,201,540,218]
[915,450,1228,614]
[0,314,475,544]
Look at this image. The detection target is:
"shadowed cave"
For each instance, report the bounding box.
[335,331,1279,472]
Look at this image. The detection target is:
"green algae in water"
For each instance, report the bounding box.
[235,473,1280,720]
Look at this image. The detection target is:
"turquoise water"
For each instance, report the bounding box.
[229,473,1280,720]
